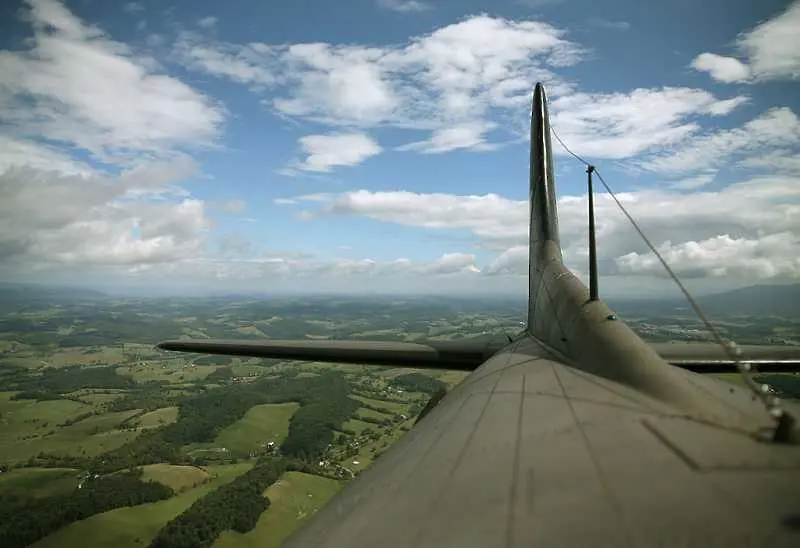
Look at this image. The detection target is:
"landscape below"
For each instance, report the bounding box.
[0,284,798,547]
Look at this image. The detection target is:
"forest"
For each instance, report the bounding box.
[91,371,360,473]
[390,373,446,394]
[0,469,173,548]
[10,365,135,398]
[150,458,287,548]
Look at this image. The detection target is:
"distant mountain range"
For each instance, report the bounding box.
[0,282,798,317]
[612,284,800,317]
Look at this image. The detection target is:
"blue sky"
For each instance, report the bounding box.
[0,0,798,297]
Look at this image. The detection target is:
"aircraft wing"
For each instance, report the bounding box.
[157,338,800,373]
[156,338,510,371]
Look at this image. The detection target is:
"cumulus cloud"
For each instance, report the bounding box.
[641,107,800,175]
[0,0,224,163]
[174,14,584,154]
[691,1,800,83]
[174,12,758,164]
[0,135,93,175]
[0,157,210,268]
[690,53,751,83]
[669,172,717,190]
[549,88,748,159]
[293,133,382,172]
[616,233,800,280]
[279,174,800,283]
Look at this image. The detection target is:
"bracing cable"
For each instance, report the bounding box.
[549,125,794,441]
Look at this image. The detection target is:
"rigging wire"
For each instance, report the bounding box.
[549,125,792,438]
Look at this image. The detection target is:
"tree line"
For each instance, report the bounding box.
[150,457,286,548]
[92,371,359,473]
[10,365,134,400]
[390,373,446,394]
[0,469,173,548]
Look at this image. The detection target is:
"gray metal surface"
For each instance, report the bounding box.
[282,337,800,548]
[157,339,502,370]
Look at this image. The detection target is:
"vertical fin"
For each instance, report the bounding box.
[527,83,563,332]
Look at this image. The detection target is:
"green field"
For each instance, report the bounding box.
[208,403,300,456]
[436,370,470,387]
[355,406,393,421]
[0,395,132,465]
[66,390,128,405]
[140,463,211,492]
[341,418,373,434]
[0,467,81,499]
[213,472,344,548]
[351,395,410,413]
[0,400,143,465]
[115,362,218,384]
[31,463,253,548]
[135,406,179,428]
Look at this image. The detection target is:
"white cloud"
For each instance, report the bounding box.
[293,133,382,172]
[280,175,800,283]
[739,1,800,81]
[690,53,751,83]
[377,0,432,13]
[397,122,498,153]
[175,14,584,152]
[0,0,224,163]
[669,171,716,190]
[197,16,218,29]
[739,150,800,174]
[275,43,397,124]
[549,88,748,159]
[691,1,800,83]
[641,107,800,174]
[486,245,528,275]
[175,35,278,87]
[616,232,800,280]
[0,135,93,175]
[422,253,481,274]
[176,14,755,163]
[0,157,210,267]
[297,190,528,244]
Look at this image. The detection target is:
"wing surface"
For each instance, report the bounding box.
[157,339,511,371]
[281,336,800,548]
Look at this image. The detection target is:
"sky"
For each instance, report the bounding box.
[0,0,798,298]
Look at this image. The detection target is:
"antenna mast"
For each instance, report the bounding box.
[587,165,599,301]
